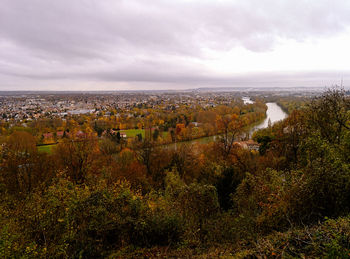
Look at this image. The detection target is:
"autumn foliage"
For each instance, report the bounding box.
[0,89,349,257]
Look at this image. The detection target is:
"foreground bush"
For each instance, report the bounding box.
[236,216,350,258]
[0,177,183,258]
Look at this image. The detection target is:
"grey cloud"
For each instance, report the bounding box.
[1,0,350,89]
[4,66,349,88]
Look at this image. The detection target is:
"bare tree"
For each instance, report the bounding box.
[216,114,244,158]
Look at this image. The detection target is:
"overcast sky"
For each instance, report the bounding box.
[1,0,350,91]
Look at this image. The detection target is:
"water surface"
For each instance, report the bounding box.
[250,102,288,133]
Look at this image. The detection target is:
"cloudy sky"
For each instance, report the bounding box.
[1,0,350,91]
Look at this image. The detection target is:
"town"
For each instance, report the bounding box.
[0,89,315,154]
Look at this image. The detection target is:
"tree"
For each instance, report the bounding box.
[280,109,306,165]
[134,140,172,187]
[136,133,142,142]
[153,128,159,141]
[216,166,244,210]
[216,114,243,158]
[54,134,98,183]
[0,131,53,195]
[135,140,155,178]
[307,87,350,145]
[170,144,195,180]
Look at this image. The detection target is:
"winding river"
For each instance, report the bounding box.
[249,102,288,133]
[171,98,287,147]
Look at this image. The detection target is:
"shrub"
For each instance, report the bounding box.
[12,177,183,258]
[235,216,350,258]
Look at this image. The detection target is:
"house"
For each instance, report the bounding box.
[56,131,64,138]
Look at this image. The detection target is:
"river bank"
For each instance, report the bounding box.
[38,99,287,152]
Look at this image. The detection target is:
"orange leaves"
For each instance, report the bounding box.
[216,113,241,133]
[175,123,185,135]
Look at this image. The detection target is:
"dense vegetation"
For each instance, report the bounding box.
[0,97,266,147]
[266,95,307,114]
[0,89,349,258]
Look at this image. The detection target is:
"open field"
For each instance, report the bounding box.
[38,144,55,153]
[36,129,169,153]
[121,129,168,139]
[120,129,145,138]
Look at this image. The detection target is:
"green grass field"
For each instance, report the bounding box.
[121,129,168,139]
[120,129,145,138]
[37,129,168,153]
[38,144,56,153]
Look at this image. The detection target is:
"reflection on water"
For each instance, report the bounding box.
[242,97,288,134]
[250,102,288,133]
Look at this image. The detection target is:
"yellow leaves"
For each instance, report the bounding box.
[233,106,241,115]
[25,244,38,255]
[84,125,93,134]
[148,200,156,210]
[231,113,238,121]
[119,123,126,130]
[251,149,259,155]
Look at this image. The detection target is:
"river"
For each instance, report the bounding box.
[169,98,287,148]
[249,102,288,133]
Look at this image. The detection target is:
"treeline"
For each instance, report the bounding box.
[0,89,349,258]
[275,96,307,114]
[0,99,266,146]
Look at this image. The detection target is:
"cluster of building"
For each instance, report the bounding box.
[0,91,246,122]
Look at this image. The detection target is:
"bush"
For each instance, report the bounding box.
[235,216,350,258]
[9,177,183,258]
[165,171,220,246]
